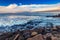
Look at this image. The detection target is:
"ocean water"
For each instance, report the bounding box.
[0,15,60,26]
[0,12,60,32]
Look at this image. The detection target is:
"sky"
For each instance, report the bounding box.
[0,0,60,6]
[0,0,60,13]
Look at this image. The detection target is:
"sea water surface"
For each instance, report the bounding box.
[0,15,60,26]
[0,13,60,32]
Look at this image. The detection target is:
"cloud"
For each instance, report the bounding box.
[6,4,18,9]
[0,3,60,13]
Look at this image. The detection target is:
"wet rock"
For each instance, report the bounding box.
[26,25,34,30]
[23,31,31,39]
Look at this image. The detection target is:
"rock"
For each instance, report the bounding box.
[26,25,34,29]
[31,31,38,36]
[51,36,58,40]
[46,33,52,37]
[23,32,31,39]
[34,28,42,34]
[27,34,43,40]
[46,37,52,40]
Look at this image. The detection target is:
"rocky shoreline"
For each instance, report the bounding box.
[0,26,60,40]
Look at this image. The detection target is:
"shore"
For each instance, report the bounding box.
[0,25,60,40]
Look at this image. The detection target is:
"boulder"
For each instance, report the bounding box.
[27,34,43,40]
[51,36,58,40]
[31,31,38,36]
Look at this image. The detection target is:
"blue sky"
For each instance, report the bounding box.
[0,0,60,6]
